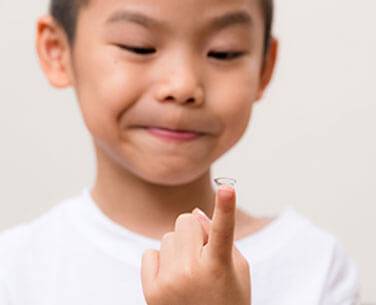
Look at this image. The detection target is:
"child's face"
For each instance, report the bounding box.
[46,0,276,185]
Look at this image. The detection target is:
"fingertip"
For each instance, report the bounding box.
[218,185,235,201]
[193,208,211,221]
[192,209,211,244]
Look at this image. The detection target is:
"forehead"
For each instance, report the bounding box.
[84,0,264,32]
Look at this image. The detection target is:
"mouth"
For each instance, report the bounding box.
[140,126,204,141]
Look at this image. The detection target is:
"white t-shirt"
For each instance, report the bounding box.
[0,187,361,305]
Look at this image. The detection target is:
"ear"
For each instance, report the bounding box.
[35,15,75,88]
[256,37,279,101]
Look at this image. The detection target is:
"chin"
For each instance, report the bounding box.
[97,140,212,186]
[135,163,209,187]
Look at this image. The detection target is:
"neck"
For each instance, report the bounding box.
[90,145,216,240]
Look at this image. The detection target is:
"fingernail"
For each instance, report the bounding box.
[193,208,211,223]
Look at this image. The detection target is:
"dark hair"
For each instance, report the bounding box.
[260,0,274,56]
[49,0,89,45]
[49,0,274,56]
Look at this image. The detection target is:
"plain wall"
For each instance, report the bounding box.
[0,0,375,302]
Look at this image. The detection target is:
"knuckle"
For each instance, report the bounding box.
[180,262,198,281]
[142,249,158,260]
[159,263,197,290]
[175,213,195,229]
[161,232,174,242]
[175,272,194,291]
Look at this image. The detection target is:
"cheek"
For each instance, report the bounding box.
[73,48,146,141]
[208,65,260,144]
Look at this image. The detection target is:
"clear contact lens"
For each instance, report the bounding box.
[213,177,237,188]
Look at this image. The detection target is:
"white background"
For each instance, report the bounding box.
[0,0,375,302]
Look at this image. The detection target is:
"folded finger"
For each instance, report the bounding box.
[158,232,175,276]
[174,213,204,262]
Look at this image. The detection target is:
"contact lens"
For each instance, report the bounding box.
[213,177,237,188]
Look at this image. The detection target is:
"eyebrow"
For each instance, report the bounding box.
[105,10,253,31]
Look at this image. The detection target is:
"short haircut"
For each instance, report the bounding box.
[49,0,274,56]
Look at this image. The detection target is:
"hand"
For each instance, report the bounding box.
[141,185,251,305]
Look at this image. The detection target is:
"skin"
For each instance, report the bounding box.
[142,186,253,305]
[36,0,278,303]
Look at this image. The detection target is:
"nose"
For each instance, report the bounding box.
[154,53,204,107]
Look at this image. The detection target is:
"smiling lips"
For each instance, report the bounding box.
[144,126,203,141]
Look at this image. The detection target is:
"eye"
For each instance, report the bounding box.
[208,51,245,61]
[116,45,156,55]
[115,45,245,60]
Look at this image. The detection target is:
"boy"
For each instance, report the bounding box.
[0,0,360,304]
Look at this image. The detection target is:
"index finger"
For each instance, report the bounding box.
[207,185,236,265]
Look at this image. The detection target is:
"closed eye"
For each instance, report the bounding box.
[116,45,245,61]
[116,45,156,55]
[208,51,245,61]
